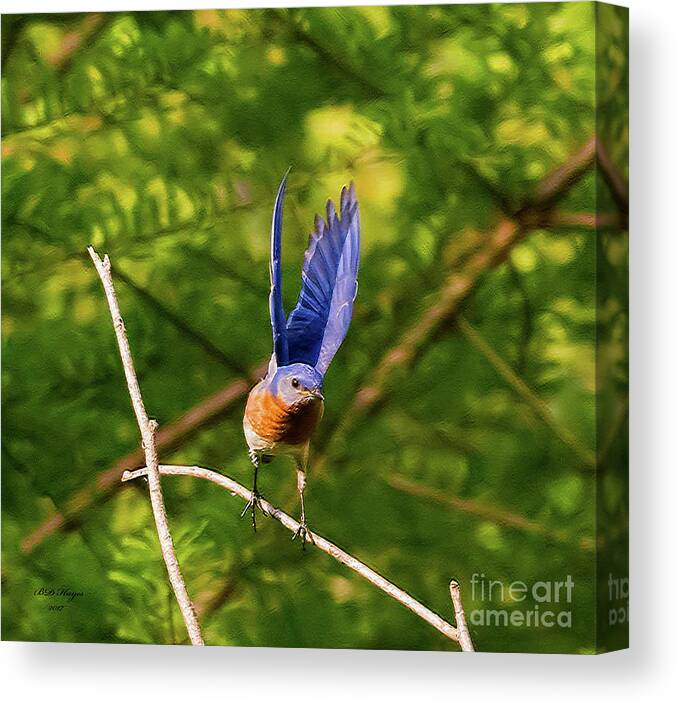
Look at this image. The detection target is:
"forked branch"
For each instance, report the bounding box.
[122,463,474,651]
[89,243,473,649]
[88,246,204,646]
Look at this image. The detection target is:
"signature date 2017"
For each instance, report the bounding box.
[33,586,84,612]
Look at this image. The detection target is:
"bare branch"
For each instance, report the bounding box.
[449,580,474,652]
[87,246,204,646]
[122,464,473,650]
[351,218,523,417]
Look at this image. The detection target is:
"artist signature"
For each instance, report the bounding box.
[33,586,84,611]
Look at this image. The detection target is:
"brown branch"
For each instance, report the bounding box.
[596,139,629,215]
[385,474,595,551]
[527,136,596,208]
[48,13,109,73]
[87,246,204,646]
[449,580,474,652]
[456,315,596,469]
[20,371,261,553]
[545,210,622,230]
[122,463,473,651]
[355,219,522,413]
[194,574,240,620]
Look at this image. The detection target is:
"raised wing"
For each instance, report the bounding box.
[269,171,290,366]
[286,183,360,375]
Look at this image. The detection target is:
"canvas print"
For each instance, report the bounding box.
[1,2,628,653]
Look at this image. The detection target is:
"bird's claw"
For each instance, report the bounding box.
[292,520,314,550]
[241,489,268,532]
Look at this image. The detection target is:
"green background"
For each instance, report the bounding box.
[2,3,628,652]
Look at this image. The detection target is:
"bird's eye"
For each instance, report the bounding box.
[291,377,300,388]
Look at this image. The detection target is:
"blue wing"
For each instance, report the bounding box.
[286,183,360,375]
[269,171,290,366]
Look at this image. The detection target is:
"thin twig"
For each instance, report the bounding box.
[88,246,204,646]
[122,463,474,650]
[456,315,596,469]
[385,474,596,551]
[449,580,474,652]
[111,263,249,376]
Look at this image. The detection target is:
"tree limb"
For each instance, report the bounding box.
[122,463,474,651]
[525,136,596,209]
[88,246,204,646]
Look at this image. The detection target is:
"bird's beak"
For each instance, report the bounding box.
[305,387,324,401]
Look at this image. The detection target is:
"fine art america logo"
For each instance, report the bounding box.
[469,573,574,628]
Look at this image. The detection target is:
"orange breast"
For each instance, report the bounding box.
[245,384,323,446]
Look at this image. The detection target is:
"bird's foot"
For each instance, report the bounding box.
[240,489,268,532]
[292,519,315,551]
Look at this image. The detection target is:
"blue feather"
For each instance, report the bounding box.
[269,170,290,366]
[286,182,360,374]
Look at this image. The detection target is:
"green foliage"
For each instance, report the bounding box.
[108,521,217,644]
[2,4,628,652]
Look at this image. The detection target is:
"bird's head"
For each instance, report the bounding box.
[270,363,324,407]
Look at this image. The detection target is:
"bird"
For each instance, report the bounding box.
[242,171,360,546]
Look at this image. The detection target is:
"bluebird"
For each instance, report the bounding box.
[242,172,360,546]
